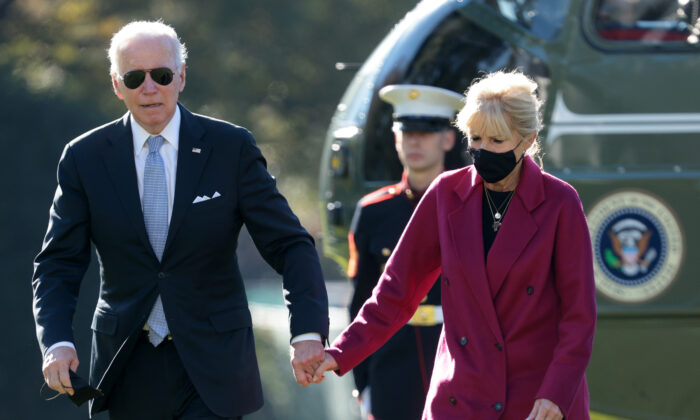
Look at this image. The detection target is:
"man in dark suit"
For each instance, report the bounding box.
[346,85,463,419]
[33,20,329,419]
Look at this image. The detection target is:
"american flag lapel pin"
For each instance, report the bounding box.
[192,147,201,154]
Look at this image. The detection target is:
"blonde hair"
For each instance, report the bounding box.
[108,20,188,76]
[455,70,542,158]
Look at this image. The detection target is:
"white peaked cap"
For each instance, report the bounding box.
[379,84,464,119]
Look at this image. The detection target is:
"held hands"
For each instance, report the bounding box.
[289,339,338,386]
[42,346,79,396]
[311,351,338,383]
[526,398,562,420]
[289,340,325,386]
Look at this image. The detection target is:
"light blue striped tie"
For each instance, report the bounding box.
[143,135,170,346]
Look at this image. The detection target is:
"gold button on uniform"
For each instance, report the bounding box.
[382,248,391,257]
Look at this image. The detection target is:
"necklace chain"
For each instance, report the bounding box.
[485,188,515,232]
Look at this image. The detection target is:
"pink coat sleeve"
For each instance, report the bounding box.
[327,178,443,375]
[535,185,597,416]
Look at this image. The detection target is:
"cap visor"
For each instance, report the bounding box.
[395,117,450,132]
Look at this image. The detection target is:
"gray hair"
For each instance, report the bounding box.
[108,20,188,76]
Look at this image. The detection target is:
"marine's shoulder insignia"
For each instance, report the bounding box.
[359,183,403,207]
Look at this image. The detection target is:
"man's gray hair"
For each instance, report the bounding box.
[108,20,188,76]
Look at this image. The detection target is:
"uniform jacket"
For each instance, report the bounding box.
[327,156,596,419]
[348,173,442,420]
[32,104,329,418]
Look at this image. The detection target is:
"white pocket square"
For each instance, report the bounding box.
[192,191,221,204]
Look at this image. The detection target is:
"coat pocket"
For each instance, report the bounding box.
[91,308,118,336]
[209,307,252,332]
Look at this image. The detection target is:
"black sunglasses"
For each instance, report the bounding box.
[120,67,174,89]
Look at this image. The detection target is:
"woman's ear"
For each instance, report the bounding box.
[525,132,537,148]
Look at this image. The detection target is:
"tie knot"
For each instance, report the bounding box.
[147,135,164,155]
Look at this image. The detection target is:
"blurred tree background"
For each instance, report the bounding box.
[0,0,416,418]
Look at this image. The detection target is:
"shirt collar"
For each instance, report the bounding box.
[131,106,181,155]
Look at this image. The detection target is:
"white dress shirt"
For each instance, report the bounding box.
[45,108,317,356]
[132,108,180,222]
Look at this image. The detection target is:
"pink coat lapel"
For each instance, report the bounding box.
[446,157,546,339]
[486,157,545,297]
[447,168,503,341]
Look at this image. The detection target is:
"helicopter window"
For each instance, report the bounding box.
[483,0,571,40]
[593,0,700,44]
[362,12,503,182]
[362,11,551,182]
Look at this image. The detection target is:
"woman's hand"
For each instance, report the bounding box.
[526,398,562,420]
[311,351,339,383]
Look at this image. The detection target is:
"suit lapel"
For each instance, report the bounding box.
[448,172,503,342]
[164,105,209,255]
[101,113,154,257]
[486,157,544,298]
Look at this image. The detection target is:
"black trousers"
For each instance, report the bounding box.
[108,331,241,420]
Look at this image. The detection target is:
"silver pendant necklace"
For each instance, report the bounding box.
[485,188,515,232]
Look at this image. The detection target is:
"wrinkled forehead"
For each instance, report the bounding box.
[117,35,177,71]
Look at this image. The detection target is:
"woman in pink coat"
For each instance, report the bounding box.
[314,71,597,420]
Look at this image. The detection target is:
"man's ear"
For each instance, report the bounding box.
[111,75,124,100]
[178,65,186,93]
[442,129,456,151]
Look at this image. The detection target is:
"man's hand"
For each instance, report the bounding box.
[526,398,562,420]
[311,351,339,383]
[290,340,324,387]
[42,346,79,396]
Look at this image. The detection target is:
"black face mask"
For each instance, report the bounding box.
[468,143,525,183]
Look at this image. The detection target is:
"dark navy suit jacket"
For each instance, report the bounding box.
[32,104,329,417]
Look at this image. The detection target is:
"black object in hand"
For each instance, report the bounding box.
[67,370,103,407]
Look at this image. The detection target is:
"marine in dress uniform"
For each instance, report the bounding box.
[346,85,464,420]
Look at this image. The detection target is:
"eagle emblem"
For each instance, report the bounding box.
[587,191,682,303]
[605,218,657,277]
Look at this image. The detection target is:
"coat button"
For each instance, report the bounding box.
[449,396,457,406]
[495,343,503,351]
[494,402,503,411]
[158,272,166,279]
[459,336,468,346]
[526,286,534,295]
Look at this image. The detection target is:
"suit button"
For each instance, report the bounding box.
[494,402,503,411]
[526,286,534,295]
[158,272,166,279]
[459,336,468,346]
[495,343,503,351]
[449,396,457,406]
